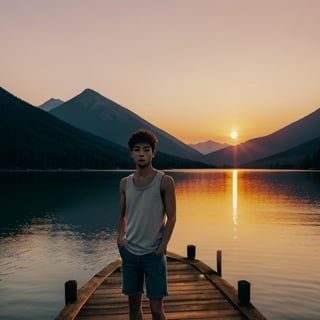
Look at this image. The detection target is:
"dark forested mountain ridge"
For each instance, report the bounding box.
[205,107,320,167]
[243,136,320,169]
[0,87,132,169]
[0,87,207,169]
[2,86,319,169]
[50,89,207,163]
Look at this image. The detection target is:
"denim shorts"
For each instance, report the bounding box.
[119,246,168,298]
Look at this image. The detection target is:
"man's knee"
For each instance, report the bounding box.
[149,298,166,320]
[129,295,142,313]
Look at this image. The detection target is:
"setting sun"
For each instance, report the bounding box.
[230,130,238,140]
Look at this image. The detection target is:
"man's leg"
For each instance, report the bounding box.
[129,295,143,320]
[119,248,144,319]
[149,298,166,320]
[144,253,168,320]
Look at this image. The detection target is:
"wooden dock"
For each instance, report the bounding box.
[55,250,267,320]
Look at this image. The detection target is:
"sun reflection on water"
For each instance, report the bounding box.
[232,170,238,239]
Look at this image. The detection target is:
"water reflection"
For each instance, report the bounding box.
[0,171,130,320]
[1,170,320,320]
[0,171,129,237]
[232,170,238,239]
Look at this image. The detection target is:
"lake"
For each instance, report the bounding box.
[0,170,319,319]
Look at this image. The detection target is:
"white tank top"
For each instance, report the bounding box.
[125,171,165,255]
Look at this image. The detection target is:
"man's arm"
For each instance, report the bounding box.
[117,177,127,248]
[156,175,176,256]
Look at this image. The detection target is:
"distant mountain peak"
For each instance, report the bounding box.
[80,88,111,100]
[205,106,320,167]
[39,98,64,111]
[82,88,99,94]
[50,88,207,163]
[70,88,120,108]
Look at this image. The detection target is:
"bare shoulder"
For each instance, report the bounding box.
[120,176,128,191]
[161,174,175,190]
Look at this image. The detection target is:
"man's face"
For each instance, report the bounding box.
[131,143,156,167]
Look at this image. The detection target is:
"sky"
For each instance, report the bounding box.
[1,0,320,145]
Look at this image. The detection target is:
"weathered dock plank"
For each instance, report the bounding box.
[56,251,267,320]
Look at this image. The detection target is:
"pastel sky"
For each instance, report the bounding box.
[1,0,320,144]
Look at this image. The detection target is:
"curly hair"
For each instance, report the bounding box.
[128,129,158,151]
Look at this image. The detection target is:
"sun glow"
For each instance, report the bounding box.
[230,130,238,140]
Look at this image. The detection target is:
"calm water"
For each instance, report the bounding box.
[0,170,320,320]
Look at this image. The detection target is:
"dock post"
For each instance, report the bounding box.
[65,280,77,305]
[238,280,251,305]
[187,244,196,259]
[217,250,222,276]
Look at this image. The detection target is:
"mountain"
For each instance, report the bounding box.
[50,89,207,163]
[205,108,320,167]
[189,140,229,154]
[0,87,207,170]
[0,87,132,169]
[243,136,320,169]
[39,98,64,111]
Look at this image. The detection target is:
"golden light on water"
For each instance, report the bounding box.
[171,168,320,255]
[232,170,238,239]
[232,170,238,218]
[232,170,238,211]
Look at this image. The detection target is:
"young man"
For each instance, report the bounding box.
[118,129,176,320]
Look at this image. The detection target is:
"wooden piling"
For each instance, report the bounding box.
[238,280,251,305]
[217,250,222,276]
[187,244,196,259]
[65,280,77,305]
[56,250,267,320]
